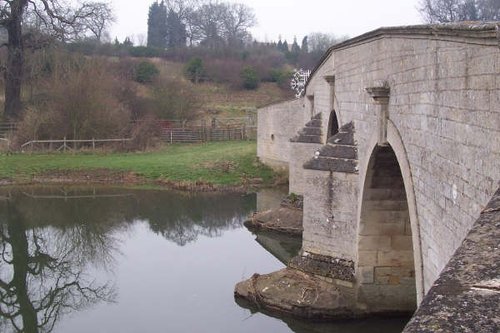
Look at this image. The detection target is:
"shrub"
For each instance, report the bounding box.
[128,115,162,151]
[240,66,259,90]
[269,67,293,89]
[14,56,131,146]
[134,61,159,83]
[204,58,243,88]
[151,78,201,121]
[184,57,205,83]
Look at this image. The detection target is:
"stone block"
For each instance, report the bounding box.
[391,235,414,250]
[377,250,414,266]
[359,236,392,251]
[358,251,378,266]
[359,222,405,236]
[358,266,375,284]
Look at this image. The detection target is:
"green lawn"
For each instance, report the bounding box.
[0,141,276,187]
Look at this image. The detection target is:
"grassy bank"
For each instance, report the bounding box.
[0,142,278,189]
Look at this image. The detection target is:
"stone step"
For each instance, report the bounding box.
[327,131,355,146]
[306,119,322,127]
[319,144,357,160]
[303,156,357,173]
[291,134,323,144]
[300,127,322,136]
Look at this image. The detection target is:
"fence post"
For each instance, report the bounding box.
[170,131,173,144]
[63,137,66,152]
[92,138,95,150]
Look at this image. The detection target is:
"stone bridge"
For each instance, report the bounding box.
[242,23,499,330]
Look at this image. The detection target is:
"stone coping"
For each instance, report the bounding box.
[306,21,500,91]
[403,187,500,333]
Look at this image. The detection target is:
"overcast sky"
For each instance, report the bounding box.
[109,0,424,44]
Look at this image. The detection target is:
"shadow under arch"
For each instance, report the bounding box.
[326,109,340,141]
[355,121,424,306]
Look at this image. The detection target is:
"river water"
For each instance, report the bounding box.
[0,186,409,333]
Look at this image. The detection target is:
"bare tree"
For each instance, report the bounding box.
[189,1,256,48]
[307,32,342,53]
[191,1,226,48]
[81,2,115,42]
[419,0,500,23]
[0,0,114,121]
[165,0,201,42]
[222,3,256,46]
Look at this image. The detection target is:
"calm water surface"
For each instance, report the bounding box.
[0,186,409,333]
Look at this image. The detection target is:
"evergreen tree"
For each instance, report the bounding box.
[123,37,133,47]
[147,1,167,48]
[291,37,301,54]
[166,9,187,48]
[277,38,284,52]
[282,40,289,52]
[288,37,301,64]
[301,36,309,53]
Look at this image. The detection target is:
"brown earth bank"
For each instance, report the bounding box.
[0,169,266,193]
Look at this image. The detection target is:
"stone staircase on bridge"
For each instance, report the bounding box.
[290,113,322,144]
[303,121,358,173]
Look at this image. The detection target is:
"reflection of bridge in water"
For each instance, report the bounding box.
[254,231,301,265]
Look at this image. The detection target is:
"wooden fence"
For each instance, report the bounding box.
[0,122,16,138]
[0,117,257,151]
[162,125,256,143]
[20,138,131,151]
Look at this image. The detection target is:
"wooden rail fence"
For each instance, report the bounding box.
[20,138,131,151]
[0,118,257,151]
[162,126,256,143]
[0,122,16,138]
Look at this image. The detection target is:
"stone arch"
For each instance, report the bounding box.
[356,121,424,308]
[327,109,340,139]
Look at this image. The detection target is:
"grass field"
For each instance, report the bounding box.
[0,141,278,188]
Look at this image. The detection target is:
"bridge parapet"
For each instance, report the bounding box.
[403,187,500,333]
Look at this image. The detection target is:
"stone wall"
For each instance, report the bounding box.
[289,143,322,195]
[403,187,500,333]
[257,99,307,170]
[297,23,500,298]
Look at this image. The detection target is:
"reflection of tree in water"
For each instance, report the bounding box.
[0,195,118,333]
[1,187,256,247]
[0,186,256,331]
[135,191,256,246]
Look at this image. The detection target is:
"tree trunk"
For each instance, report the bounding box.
[7,203,39,333]
[4,0,28,121]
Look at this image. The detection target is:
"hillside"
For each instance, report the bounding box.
[145,58,293,119]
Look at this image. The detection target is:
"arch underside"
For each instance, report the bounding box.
[357,145,417,312]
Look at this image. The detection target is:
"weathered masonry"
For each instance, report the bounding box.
[249,23,500,325]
